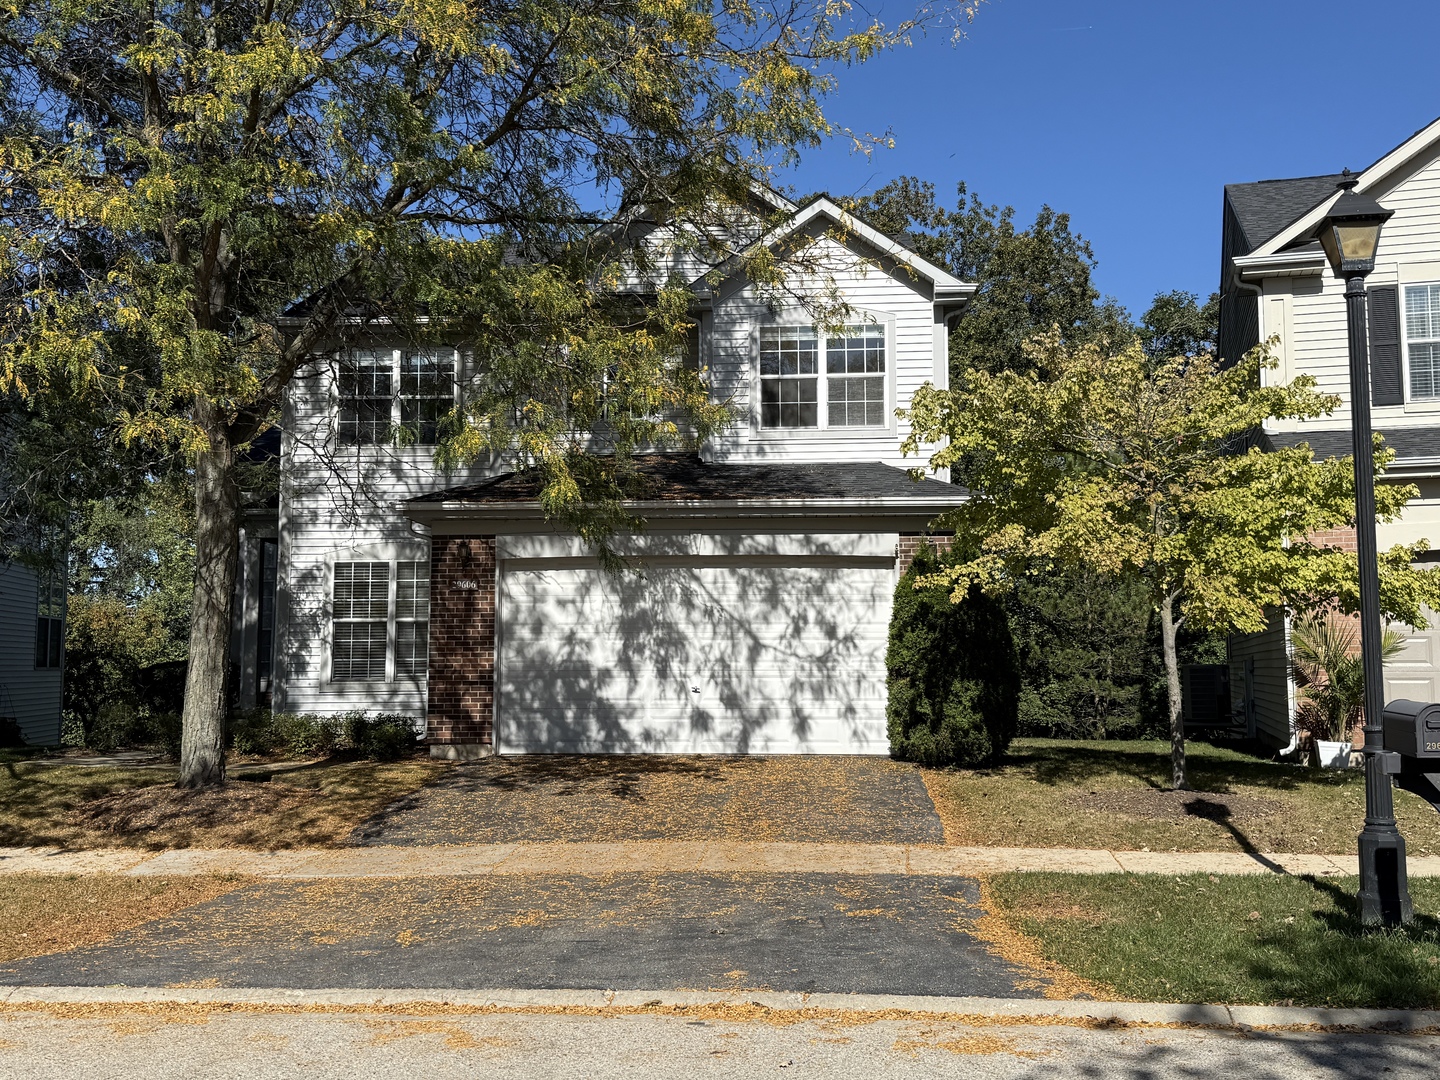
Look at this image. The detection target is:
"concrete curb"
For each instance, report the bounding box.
[1,986,1435,1032]
[5,842,1438,880]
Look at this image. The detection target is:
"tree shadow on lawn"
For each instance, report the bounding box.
[997,741,1355,797]
[1243,873,1440,1009]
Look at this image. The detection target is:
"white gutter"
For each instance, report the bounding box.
[1232,250,1327,280]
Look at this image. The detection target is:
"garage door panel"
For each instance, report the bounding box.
[498,561,891,755]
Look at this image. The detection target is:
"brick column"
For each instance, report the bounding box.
[896,533,954,576]
[427,535,497,760]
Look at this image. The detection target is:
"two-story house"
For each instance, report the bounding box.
[1221,117,1440,751]
[232,190,973,757]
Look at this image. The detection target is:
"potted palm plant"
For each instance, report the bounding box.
[1291,616,1404,768]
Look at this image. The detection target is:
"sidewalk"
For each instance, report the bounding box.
[3,841,1434,879]
[4,984,1439,1033]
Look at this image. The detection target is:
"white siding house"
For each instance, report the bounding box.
[1220,117,1440,749]
[235,193,974,756]
[0,560,64,746]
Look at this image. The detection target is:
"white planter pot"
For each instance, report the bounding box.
[1315,739,1354,769]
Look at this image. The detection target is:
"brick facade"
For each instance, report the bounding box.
[426,535,497,756]
[1307,526,1358,552]
[896,533,954,576]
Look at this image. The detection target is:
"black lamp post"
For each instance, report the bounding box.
[1311,171,1412,927]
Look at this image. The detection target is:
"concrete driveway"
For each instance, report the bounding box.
[351,755,947,846]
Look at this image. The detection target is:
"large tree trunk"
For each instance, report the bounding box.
[178,418,239,789]
[1160,591,1188,791]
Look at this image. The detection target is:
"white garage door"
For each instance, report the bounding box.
[497,557,894,754]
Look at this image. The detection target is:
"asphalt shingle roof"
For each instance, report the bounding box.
[1225,173,1346,255]
[408,455,966,504]
[1269,426,1440,462]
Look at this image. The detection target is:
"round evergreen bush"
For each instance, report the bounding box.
[886,542,1020,766]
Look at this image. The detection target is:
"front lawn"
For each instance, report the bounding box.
[0,756,446,850]
[987,871,1440,1008]
[925,738,1440,854]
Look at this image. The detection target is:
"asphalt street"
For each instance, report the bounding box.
[3,1009,1438,1079]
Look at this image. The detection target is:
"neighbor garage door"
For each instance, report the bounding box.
[497,555,894,754]
[1387,608,1440,704]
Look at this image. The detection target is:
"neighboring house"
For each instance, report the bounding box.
[1220,117,1440,750]
[0,417,64,746]
[232,190,973,757]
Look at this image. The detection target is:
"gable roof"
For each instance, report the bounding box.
[1224,173,1346,256]
[692,195,975,302]
[1240,115,1440,260]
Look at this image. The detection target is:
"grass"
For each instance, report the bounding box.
[924,738,1440,855]
[987,871,1440,1008]
[0,756,447,850]
[0,873,249,964]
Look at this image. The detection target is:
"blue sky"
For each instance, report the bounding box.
[780,0,1440,319]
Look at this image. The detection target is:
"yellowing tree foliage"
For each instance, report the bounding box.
[902,332,1440,789]
[0,0,980,786]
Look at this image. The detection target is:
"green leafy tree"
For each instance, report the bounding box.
[0,0,981,786]
[886,542,1019,766]
[902,333,1440,789]
[1139,289,1220,362]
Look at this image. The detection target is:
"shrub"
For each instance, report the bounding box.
[84,702,183,757]
[886,542,1020,767]
[228,709,337,758]
[342,711,419,761]
[229,708,418,761]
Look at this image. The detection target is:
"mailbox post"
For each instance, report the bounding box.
[1310,176,1413,927]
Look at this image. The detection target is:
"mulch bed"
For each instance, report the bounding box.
[72,781,318,837]
[1075,788,1283,824]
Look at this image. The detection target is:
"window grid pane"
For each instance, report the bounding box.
[1406,284,1440,342]
[827,375,886,427]
[395,560,430,677]
[333,561,389,681]
[759,326,819,428]
[1412,342,1440,400]
[826,324,886,374]
[400,352,456,444]
[395,621,429,677]
[332,622,388,681]
[338,354,394,445]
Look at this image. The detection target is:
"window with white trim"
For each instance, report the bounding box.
[759,323,886,429]
[1405,284,1440,400]
[331,559,431,681]
[338,350,458,445]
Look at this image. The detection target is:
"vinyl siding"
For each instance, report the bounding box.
[0,562,63,745]
[271,358,503,717]
[706,234,945,467]
[1228,608,1293,750]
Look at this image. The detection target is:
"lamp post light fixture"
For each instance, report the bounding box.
[1311,170,1412,927]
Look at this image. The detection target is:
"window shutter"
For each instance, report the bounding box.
[1368,285,1404,406]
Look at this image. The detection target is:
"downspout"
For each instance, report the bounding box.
[1233,270,1302,758]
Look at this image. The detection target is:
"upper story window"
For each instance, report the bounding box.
[759,323,886,430]
[34,565,64,670]
[1404,284,1440,400]
[338,349,458,446]
[331,559,430,682]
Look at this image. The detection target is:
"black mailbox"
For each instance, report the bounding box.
[1383,700,1440,759]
